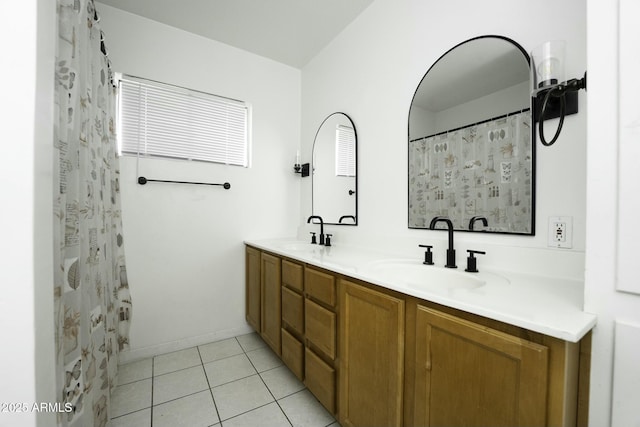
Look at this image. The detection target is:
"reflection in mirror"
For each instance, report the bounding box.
[408,36,535,235]
[312,112,357,225]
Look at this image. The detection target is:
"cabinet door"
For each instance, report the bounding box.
[305,267,336,307]
[339,280,405,427]
[245,246,261,332]
[282,259,304,292]
[305,347,336,414]
[282,328,304,380]
[261,252,281,355]
[305,299,336,360]
[413,305,549,427]
[282,286,304,336]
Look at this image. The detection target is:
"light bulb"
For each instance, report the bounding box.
[532,41,565,89]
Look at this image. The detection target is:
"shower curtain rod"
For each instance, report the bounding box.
[137,176,231,189]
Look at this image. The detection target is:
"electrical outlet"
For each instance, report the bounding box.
[548,216,573,248]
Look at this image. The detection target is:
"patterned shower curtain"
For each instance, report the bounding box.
[54,1,132,426]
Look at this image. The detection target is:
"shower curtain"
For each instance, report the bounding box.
[54,1,132,425]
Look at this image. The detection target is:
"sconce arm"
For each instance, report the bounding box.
[538,71,587,147]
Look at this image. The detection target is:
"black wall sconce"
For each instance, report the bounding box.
[531,41,587,146]
[294,162,310,177]
[293,150,310,177]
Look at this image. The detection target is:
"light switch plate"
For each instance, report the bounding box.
[548,216,573,248]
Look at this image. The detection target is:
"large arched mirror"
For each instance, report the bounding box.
[408,35,535,235]
[312,112,358,225]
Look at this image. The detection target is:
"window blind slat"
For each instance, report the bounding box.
[117,76,249,167]
[336,125,356,177]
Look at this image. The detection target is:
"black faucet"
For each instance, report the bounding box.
[429,216,457,268]
[469,216,488,231]
[307,215,325,245]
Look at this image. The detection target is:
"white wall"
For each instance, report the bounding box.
[300,0,587,278]
[97,4,302,360]
[1,0,57,426]
[432,81,530,135]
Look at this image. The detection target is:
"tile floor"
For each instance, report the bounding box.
[110,332,339,427]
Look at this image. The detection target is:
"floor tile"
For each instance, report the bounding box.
[153,365,209,405]
[204,353,256,387]
[221,402,291,427]
[154,347,202,376]
[236,332,267,352]
[279,389,334,427]
[246,346,283,372]
[211,374,274,421]
[199,338,244,364]
[153,390,219,427]
[117,358,153,386]
[110,379,152,418]
[109,408,151,427]
[111,333,338,427]
[260,365,305,399]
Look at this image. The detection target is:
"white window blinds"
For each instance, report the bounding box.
[335,124,356,177]
[117,75,249,167]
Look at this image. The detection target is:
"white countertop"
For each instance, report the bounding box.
[245,238,596,342]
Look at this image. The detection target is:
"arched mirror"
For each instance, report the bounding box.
[312,112,358,225]
[408,35,535,235]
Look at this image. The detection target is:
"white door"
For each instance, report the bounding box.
[586,0,640,426]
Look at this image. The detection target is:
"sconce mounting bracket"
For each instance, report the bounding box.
[533,90,578,123]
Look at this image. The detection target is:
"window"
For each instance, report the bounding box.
[335,124,356,177]
[116,74,250,167]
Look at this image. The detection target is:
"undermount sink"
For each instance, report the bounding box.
[278,242,319,252]
[361,259,507,292]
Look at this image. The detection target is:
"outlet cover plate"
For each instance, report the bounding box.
[548,216,573,248]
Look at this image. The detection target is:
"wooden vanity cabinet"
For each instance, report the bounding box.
[338,278,405,427]
[260,252,281,356]
[408,304,548,426]
[245,246,261,332]
[281,259,305,380]
[245,245,586,427]
[304,266,338,415]
[404,298,582,427]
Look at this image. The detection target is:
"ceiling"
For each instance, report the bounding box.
[96,0,374,68]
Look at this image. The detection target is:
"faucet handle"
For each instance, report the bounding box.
[309,232,317,244]
[418,244,434,265]
[465,250,486,273]
[325,234,332,247]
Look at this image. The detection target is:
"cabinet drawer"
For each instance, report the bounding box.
[305,347,336,414]
[305,299,336,360]
[281,328,304,381]
[282,286,304,336]
[305,267,336,307]
[282,259,304,292]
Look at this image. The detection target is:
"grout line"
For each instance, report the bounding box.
[197,345,223,425]
[109,407,151,422]
[201,351,246,366]
[150,356,154,427]
[244,347,293,427]
[153,362,204,378]
[218,401,281,425]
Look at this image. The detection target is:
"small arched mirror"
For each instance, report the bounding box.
[408,35,535,235]
[312,112,358,225]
